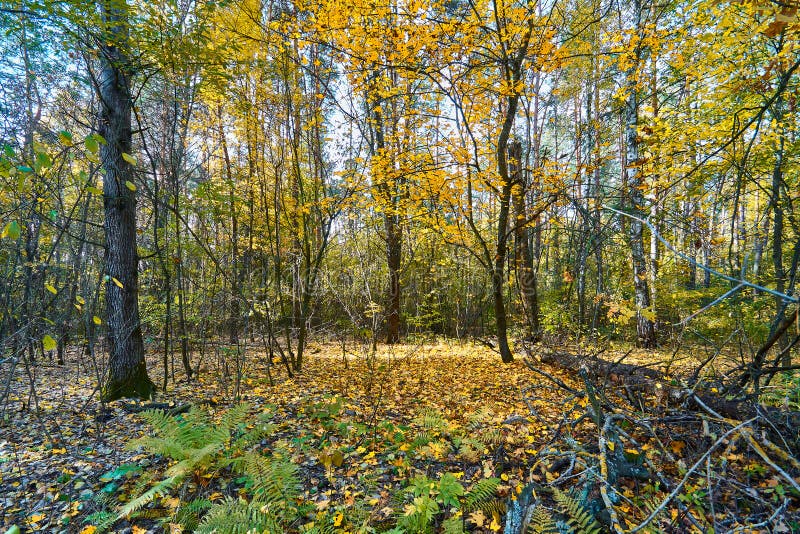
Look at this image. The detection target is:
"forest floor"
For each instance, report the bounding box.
[1,339,798,533]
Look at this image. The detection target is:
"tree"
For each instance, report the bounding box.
[96,0,154,400]
[621,0,657,348]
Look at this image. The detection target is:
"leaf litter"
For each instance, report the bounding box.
[1,340,798,532]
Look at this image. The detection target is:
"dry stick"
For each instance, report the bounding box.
[693,393,800,493]
[604,206,798,306]
[742,431,800,494]
[614,422,705,530]
[727,498,790,534]
[627,418,756,534]
[598,414,625,534]
[523,357,581,395]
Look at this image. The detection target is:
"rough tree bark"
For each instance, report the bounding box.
[98,0,154,401]
[510,140,541,341]
[367,77,402,345]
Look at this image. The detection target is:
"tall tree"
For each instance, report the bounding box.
[97,0,154,400]
[622,0,657,348]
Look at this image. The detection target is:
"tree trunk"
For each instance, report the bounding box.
[494,91,520,363]
[510,140,541,341]
[623,0,657,349]
[98,0,154,401]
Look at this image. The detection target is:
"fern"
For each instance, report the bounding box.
[229,450,302,523]
[553,489,602,534]
[84,510,115,533]
[195,497,283,534]
[171,498,212,531]
[480,427,505,447]
[527,505,558,534]
[463,477,500,512]
[466,407,494,427]
[117,476,178,520]
[413,409,449,435]
[441,516,466,534]
[456,437,484,462]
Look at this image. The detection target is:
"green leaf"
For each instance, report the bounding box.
[438,473,465,508]
[5,526,21,534]
[58,130,73,145]
[84,136,99,154]
[2,221,21,240]
[17,165,34,174]
[100,463,141,482]
[35,152,51,170]
[122,152,137,165]
[86,186,102,195]
[125,181,136,191]
[42,335,57,352]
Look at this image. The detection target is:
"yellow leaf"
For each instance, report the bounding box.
[490,510,502,531]
[125,180,137,191]
[468,510,486,527]
[93,316,102,325]
[111,277,124,288]
[333,512,344,527]
[28,514,45,524]
[132,526,147,534]
[42,335,57,352]
[45,283,57,295]
[79,526,97,534]
[607,441,615,451]
[122,152,138,165]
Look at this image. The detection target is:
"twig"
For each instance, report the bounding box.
[742,430,800,494]
[627,418,756,533]
[725,498,790,533]
[523,357,581,395]
[598,415,625,534]
[604,206,798,305]
[676,284,744,326]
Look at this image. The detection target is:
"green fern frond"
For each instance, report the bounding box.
[441,516,466,534]
[527,505,558,534]
[117,476,178,520]
[84,510,115,533]
[414,409,448,434]
[230,450,301,521]
[164,442,224,478]
[129,406,220,459]
[463,478,500,512]
[172,498,212,532]
[553,489,602,534]
[195,497,283,534]
[302,519,338,534]
[220,402,250,433]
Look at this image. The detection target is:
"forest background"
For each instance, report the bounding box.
[1,0,800,531]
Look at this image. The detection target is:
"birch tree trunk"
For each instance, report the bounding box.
[623,0,657,348]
